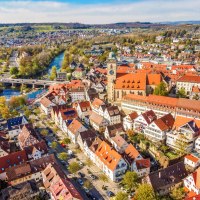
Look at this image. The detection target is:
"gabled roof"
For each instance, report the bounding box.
[7,116,28,131]
[154,113,174,131]
[115,73,146,90]
[89,112,104,125]
[18,124,39,149]
[78,101,91,112]
[193,167,200,189]
[0,137,12,154]
[173,116,200,130]
[106,106,120,117]
[40,97,53,108]
[67,119,85,135]
[106,123,124,138]
[147,161,188,192]
[177,75,200,83]
[128,112,138,120]
[136,158,150,170]
[141,110,157,124]
[89,137,103,153]
[0,180,39,200]
[24,140,48,156]
[95,141,122,171]
[0,150,28,173]
[147,73,162,85]
[111,135,127,148]
[92,98,105,108]
[59,108,77,122]
[79,130,96,147]
[185,154,200,163]
[123,144,140,165]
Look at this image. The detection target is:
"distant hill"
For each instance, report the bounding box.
[160,21,200,25]
[0,21,199,29]
[0,22,165,29]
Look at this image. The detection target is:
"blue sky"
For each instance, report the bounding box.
[0,0,199,24]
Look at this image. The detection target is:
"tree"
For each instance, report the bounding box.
[24,109,31,118]
[170,187,185,200]
[40,129,48,136]
[126,129,134,137]
[135,184,156,200]
[1,106,10,119]
[62,137,71,145]
[49,66,57,80]
[10,67,19,75]
[83,180,93,190]
[58,152,68,161]
[0,96,6,108]
[153,82,168,96]
[115,192,129,200]
[85,158,93,167]
[99,174,108,183]
[122,171,139,191]
[51,141,58,149]
[33,108,40,115]
[175,134,188,156]
[68,162,80,174]
[177,88,187,98]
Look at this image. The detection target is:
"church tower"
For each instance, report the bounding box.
[107,52,117,103]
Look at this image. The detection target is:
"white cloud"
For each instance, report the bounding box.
[0,0,199,23]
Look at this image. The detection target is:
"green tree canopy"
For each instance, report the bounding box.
[83,180,93,190]
[51,141,58,149]
[177,88,187,98]
[135,184,156,200]
[153,82,168,96]
[170,187,185,200]
[62,137,71,144]
[99,174,108,183]
[10,66,19,75]
[58,152,68,161]
[40,129,49,136]
[122,171,139,191]
[115,192,129,200]
[49,66,57,80]
[68,162,81,174]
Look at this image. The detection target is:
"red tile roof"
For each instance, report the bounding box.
[185,154,199,163]
[136,158,150,169]
[95,141,122,171]
[147,74,162,85]
[177,75,200,83]
[0,150,28,173]
[115,73,146,90]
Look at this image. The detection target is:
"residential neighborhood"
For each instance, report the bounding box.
[0,6,200,199]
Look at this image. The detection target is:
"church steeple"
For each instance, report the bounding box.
[107,52,117,103]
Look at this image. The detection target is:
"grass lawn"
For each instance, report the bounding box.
[165,151,179,160]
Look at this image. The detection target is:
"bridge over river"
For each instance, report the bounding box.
[0,78,68,88]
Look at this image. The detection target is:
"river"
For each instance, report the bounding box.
[0,52,65,100]
[47,52,64,74]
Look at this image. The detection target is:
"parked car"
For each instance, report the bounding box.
[106,191,114,197]
[77,178,84,186]
[86,193,98,200]
[89,174,97,180]
[78,172,85,178]
[79,161,84,167]
[83,187,90,193]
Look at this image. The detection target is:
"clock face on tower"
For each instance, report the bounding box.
[109,70,114,75]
